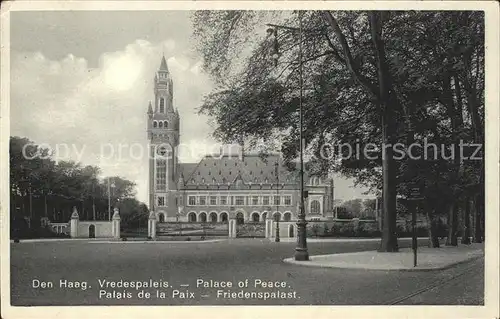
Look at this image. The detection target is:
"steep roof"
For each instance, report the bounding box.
[178,154,314,190]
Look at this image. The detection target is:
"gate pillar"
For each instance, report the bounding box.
[112,208,121,238]
[70,207,79,238]
[265,218,273,238]
[228,218,237,238]
[148,211,157,239]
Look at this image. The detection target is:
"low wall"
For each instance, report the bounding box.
[269,218,429,239]
[75,221,113,238]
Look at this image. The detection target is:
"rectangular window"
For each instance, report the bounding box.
[157,196,165,206]
[284,196,292,206]
[220,196,227,205]
[274,196,280,206]
[210,196,217,206]
[235,196,245,206]
[252,196,259,205]
[155,159,167,191]
[188,196,196,206]
[263,196,270,205]
[199,196,206,206]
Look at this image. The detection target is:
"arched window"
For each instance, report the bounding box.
[160,98,165,113]
[220,212,228,223]
[199,212,207,222]
[283,212,291,222]
[261,212,268,220]
[158,213,165,223]
[188,212,197,222]
[159,121,163,128]
[153,121,158,128]
[209,212,218,223]
[311,200,321,214]
[251,212,260,222]
[273,212,281,222]
[236,212,245,225]
[164,121,168,129]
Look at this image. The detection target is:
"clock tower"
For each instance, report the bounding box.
[147,55,180,221]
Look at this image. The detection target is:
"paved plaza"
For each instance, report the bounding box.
[10,238,483,306]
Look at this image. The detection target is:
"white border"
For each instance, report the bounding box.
[1,1,499,319]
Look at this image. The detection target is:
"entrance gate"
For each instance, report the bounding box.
[236,221,266,238]
[156,222,229,238]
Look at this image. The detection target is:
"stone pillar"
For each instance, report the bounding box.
[70,207,79,238]
[148,211,157,239]
[265,218,273,239]
[228,218,237,238]
[112,207,121,238]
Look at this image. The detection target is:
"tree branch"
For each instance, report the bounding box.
[321,11,380,101]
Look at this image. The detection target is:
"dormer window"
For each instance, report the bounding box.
[160,98,165,113]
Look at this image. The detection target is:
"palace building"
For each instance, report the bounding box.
[147,56,334,223]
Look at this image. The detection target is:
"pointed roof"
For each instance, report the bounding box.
[178,154,310,189]
[147,101,153,113]
[159,55,169,72]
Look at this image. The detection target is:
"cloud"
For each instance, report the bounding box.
[11,39,215,204]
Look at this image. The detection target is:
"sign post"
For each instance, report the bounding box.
[407,183,423,267]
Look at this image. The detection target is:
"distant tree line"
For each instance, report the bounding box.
[10,136,148,235]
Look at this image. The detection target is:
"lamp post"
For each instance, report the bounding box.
[275,161,280,242]
[107,177,115,221]
[265,10,308,260]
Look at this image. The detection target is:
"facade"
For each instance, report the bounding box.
[147,56,334,223]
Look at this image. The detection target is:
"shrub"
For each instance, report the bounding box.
[338,223,355,237]
[312,224,321,237]
[121,237,128,241]
[186,237,191,241]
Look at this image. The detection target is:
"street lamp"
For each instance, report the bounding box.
[275,161,280,242]
[108,177,115,221]
[266,11,309,260]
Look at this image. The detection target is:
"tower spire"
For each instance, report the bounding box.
[159,55,169,72]
[148,101,153,114]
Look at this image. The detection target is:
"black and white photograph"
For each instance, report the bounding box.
[1,1,499,318]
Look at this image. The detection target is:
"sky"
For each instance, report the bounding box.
[10,11,372,205]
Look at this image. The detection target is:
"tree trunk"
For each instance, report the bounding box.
[426,211,440,248]
[445,202,458,246]
[323,11,399,251]
[473,194,482,243]
[461,198,471,244]
[369,12,398,252]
